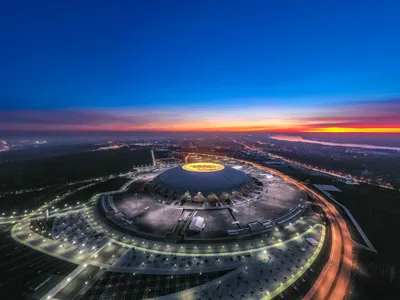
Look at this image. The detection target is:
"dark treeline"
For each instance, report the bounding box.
[0,149,152,192]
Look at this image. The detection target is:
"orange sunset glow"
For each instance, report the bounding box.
[2,122,400,133]
[304,127,400,133]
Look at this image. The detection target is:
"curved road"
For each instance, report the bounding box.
[191,149,352,300]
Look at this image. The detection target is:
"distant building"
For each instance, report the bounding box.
[344,177,354,184]
[361,170,370,176]
[265,160,284,166]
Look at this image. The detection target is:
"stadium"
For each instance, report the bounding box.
[151,162,253,202]
[99,157,309,243]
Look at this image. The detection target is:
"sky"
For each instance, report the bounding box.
[1,0,400,133]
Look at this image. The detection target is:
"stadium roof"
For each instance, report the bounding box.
[153,163,251,197]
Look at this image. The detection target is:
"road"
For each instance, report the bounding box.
[41,243,108,300]
[189,150,353,300]
[269,152,394,190]
[184,152,191,164]
[250,139,394,190]
[234,140,350,180]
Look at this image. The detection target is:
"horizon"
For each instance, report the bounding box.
[2,130,400,148]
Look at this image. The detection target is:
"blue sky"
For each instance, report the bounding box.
[0,0,399,131]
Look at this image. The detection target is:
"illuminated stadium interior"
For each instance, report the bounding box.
[182,162,225,172]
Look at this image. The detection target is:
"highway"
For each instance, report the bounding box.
[184,152,191,164]
[191,149,353,299]
[269,151,394,189]
[236,140,349,180]
[239,140,394,190]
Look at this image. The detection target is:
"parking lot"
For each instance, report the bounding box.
[53,212,108,253]
[79,269,234,300]
[0,224,76,299]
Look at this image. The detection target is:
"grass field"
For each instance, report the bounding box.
[330,183,400,258]
[317,182,400,299]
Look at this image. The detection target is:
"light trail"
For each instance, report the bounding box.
[194,150,353,299]
[184,152,191,164]
[269,153,349,179]
[239,140,394,190]
[236,139,350,180]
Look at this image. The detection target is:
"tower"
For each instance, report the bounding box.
[151,149,156,166]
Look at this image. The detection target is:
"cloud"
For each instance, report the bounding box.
[296,99,400,129]
[0,109,185,130]
[0,98,399,132]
